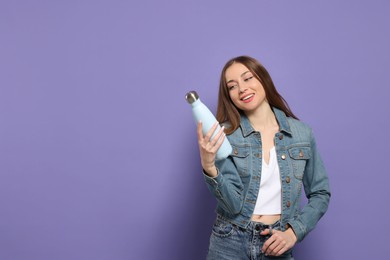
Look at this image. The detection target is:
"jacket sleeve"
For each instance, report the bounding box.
[203,157,244,215]
[288,129,331,242]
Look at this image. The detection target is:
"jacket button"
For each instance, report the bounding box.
[234,149,238,155]
[279,134,284,140]
[286,201,291,207]
[281,154,286,160]
[286,176,290,183]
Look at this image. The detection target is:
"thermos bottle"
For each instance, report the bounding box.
[185,91,232,159]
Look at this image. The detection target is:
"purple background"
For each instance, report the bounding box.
[1,1,389,259]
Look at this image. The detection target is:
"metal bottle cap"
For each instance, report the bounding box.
[185,91,199,104]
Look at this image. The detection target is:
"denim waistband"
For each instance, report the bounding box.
[217,214,280,232]
[247,219,281,232]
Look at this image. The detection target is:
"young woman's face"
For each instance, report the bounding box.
[225,62,267,113]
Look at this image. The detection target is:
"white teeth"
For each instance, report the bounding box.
[242,94,254,100]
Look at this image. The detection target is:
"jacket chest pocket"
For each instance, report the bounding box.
[288,146,311,179]
[231,145,250,177]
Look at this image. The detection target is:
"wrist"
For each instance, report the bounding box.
[202,165,217,177]
[285,227,298,242]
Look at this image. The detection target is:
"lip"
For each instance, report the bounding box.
[240,94,255,103]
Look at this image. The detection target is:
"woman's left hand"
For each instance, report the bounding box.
[260,228,297,256]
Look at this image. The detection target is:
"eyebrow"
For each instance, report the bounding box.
[226,71,251,84]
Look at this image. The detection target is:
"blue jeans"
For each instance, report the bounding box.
[207,215,294,260]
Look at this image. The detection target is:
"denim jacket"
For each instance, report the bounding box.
[203,107,331,242]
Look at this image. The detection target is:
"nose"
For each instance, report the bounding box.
[238,85,246,93]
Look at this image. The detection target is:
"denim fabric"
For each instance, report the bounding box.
[207,215,294,260]
[203,108,331,242]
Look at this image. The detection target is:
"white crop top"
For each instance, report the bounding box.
[253,147,282,215]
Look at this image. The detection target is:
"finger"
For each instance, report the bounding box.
[216,127,226,148]
[262,230,281,254]
[208,133,225,156]
[273,241,287,256]
[197,121,204,141]
[266,232,289,256]
[265,236,284,256]
[265,238,280,256]
[261,235,275,254]
[260,228,272,236]
[204,121,219,142]
[209,126,225,148]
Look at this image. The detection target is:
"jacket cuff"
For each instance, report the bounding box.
[287,220,307,242]
[203,168,223,187]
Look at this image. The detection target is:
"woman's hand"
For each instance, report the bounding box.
[260,228,297,256]
[197,121,226,177]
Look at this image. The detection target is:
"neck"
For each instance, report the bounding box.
[245,103,278,131]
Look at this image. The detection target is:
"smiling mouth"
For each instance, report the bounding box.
[241,94,254,101]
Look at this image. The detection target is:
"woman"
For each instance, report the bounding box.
[197,56,330,259]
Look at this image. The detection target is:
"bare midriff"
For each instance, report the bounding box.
[251,214,281,224]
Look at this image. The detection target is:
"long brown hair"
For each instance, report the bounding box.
[216,56,298,134]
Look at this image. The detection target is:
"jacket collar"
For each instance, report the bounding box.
[239,107,292,137]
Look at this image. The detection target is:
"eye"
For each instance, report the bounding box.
[244,76,253,82]
[228,85,237,91]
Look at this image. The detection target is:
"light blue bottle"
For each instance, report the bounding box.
[185,91,232,160]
